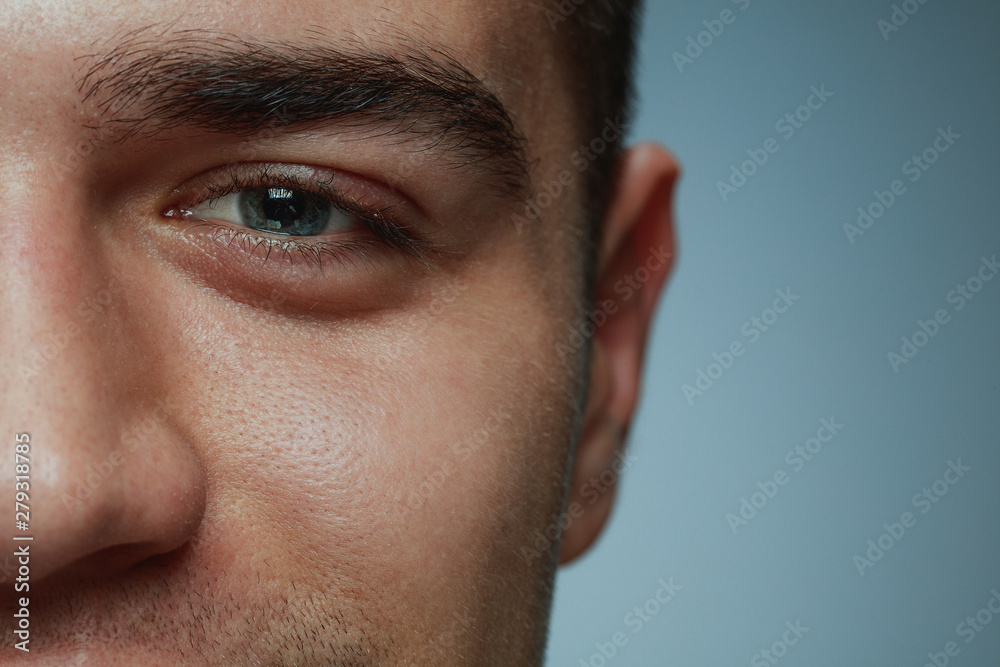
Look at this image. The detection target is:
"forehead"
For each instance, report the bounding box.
[2,0,538,55]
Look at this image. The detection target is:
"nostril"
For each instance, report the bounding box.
[45,541,190,584]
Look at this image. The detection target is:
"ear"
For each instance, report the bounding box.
[559,143,678,564]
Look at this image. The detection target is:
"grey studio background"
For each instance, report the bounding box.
[546,0,1000,666]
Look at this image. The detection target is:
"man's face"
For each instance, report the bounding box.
[0,0,597,663]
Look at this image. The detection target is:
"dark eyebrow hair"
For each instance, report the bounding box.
[77,29,529,196]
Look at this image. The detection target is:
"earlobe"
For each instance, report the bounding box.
[558,143,679,565]
[559,343,623,564]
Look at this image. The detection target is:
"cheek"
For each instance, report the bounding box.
[356,300,579,649]
[253,301,576,569]
[160,293,572,527]
[128,233,583,650]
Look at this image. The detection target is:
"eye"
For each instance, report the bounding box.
[162,163,430,266]
[153,162,437,311]
[186,185,364,237]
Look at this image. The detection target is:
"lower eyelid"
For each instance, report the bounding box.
[182,221,396,270]
[148,219,423,315]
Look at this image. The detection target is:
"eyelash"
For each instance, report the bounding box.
[165,164,429,268]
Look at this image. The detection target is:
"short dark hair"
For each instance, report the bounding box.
[550,0,643,274]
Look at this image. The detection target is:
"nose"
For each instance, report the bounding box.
[0,170,206,584]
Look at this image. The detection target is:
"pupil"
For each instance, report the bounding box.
[240,187,330,235]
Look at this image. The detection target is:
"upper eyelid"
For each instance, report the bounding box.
[179,163,336,204]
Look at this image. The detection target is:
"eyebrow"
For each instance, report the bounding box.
[77,29,530,196]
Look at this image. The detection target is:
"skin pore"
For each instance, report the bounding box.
[0,0,676,664]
